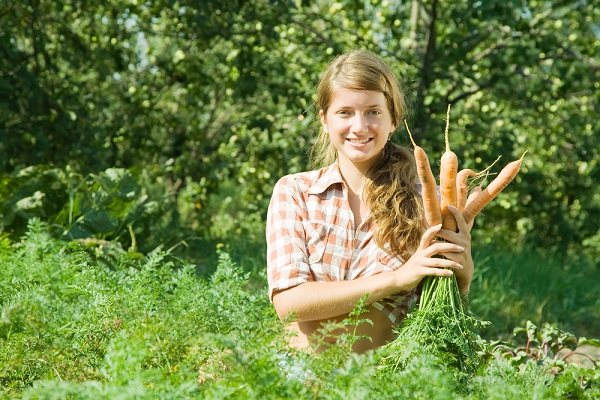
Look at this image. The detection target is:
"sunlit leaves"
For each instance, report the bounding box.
[0,0,598,254]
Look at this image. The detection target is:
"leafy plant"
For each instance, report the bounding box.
[1,166,179,254]
[380,275,489,379]
[1,220,600,399]
[0,166,70,237]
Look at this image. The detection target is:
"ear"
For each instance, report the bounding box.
[319,109,328,133]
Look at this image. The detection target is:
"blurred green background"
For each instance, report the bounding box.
[3,0,599,261]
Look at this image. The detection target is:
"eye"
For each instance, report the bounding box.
[367,109,382,115]
[336,109,352,116]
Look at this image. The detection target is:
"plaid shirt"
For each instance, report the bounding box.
[266,163,417,325]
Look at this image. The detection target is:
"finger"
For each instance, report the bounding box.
[426,241,465,255]
[423,267,455,278]
[439,251,464,263]
[430,238,465,247]
[423,257,463,270]
[446,204,469,234]
[418,224,442,249]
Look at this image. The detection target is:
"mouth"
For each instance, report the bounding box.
[346,138,372,144]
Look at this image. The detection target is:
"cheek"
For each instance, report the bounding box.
[327,130,340,144]
[327,116,349,131]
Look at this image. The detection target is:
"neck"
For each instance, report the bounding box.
[337,158,370,196]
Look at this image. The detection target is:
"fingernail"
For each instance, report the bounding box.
[457,246,464,251]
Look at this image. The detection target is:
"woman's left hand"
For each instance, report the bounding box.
[435,205,474,294]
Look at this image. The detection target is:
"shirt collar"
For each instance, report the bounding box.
[307,163,345,195]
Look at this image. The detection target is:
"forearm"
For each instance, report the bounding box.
[272,272,400,322]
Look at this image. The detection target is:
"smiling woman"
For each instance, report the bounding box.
[266,50,475,353]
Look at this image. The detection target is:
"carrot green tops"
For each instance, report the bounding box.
[266,163,417,325]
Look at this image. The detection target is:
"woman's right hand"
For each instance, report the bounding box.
[392,224,465,291]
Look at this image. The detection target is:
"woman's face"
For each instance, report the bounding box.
[320,88,395,172]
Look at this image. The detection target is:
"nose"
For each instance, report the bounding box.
[351,114,369,133]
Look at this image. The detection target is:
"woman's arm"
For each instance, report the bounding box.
[273,224,466,322]
[272,272,398,321]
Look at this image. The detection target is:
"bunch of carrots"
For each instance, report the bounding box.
[381,105,526,376]
[414,105,525,233]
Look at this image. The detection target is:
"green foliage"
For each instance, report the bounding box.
[381,275,489,377]
[0,166,181,252]
[1,1,600,397]
[0,166,70,237]
[0,220,278,398]
[1,0,598,254]
[469,246,600,340]
[53,168,161,241]
[1,222,598,399]
[483,322,600,399]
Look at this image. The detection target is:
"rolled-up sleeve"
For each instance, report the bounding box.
[266,176,313,301]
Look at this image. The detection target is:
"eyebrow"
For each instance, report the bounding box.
[334,104,385,109]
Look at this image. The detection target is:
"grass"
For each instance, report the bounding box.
[469,245,600,342]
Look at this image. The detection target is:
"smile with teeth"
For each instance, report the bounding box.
[347,138,372,144]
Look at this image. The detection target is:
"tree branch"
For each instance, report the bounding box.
[412,0,438,138]
[447,76,498,105]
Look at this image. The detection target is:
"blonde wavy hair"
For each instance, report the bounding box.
[311,50,425,259]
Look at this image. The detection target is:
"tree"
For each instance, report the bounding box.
[1,0,598,255]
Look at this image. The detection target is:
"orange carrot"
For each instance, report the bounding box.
[457,156,502,211]
[462,152,527,225]
[405,120,443,227]
[464,185,482,229]
[456,169,477,211]
[466,185,482,208]
[439,105,458,232]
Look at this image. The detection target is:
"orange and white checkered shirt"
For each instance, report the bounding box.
[266,163,418,325]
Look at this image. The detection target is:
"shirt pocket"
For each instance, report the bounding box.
[378,251,403,271]
[378,252,392,266]
[303,222,330,264]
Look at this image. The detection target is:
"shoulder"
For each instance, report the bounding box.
[273,166,333,193]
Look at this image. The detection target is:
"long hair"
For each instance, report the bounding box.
[311,49,425,259]
[365,142,426,259]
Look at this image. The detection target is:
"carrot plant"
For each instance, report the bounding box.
[2,220,599,399]
[380,273,489,376]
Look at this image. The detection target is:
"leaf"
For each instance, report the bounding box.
[15,191,45,213]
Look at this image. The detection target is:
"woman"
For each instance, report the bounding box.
[266,50,474,353]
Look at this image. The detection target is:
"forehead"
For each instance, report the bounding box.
[328,88,387,109]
